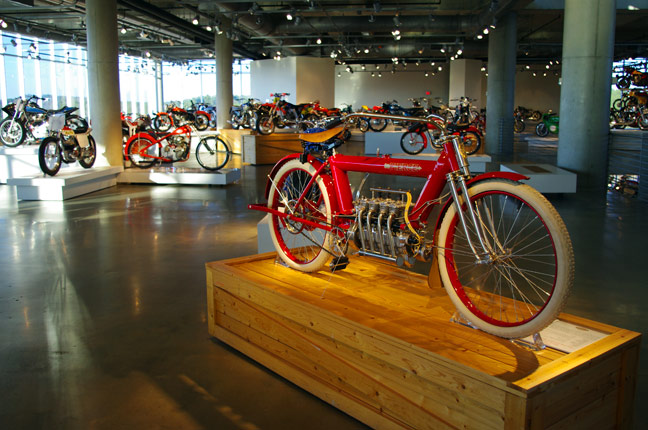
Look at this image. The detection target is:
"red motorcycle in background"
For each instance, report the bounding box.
[125,124,231,171]
[616,66,648,89]
[400,117,482,155]
[153,101,210,132]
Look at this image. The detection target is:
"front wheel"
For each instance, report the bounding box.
[195,136,230,171]
[637,110,648,130]
[257,115,276,135]
[514,119,525,133]
[400,131,426,154]
[268,159,333,272]
[0,118,26,147]
[357,117,369,132]
[38,137,62,176]
[78,135,96,168]
[535,122,549,137]
[437,179,574,338]
[461,131,482,155]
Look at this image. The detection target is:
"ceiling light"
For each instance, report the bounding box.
[145,51,151,57]
[0,19,7,29]
[415,60,420,66]
[120,26,127,34]
[316,38,322,45]
[525,65,530,69]
[546,64,550,69]
[533,72,537,76]
[286,11,294,21]
[628,5,639,10]
[368,15,375,23]
[192,16,199,25]
[364,48,370,54]
[430,62,435,66]
[376,65,380,69]
[438,65,443,71]
[361,64,366,70]
[440,47,445,53]
[393,15,400,27]
[483,28,489,34]
[206,25,213,32]
[481,66,486,72]
[337,72,341,77]
[477,34,483,40]
[424,72,429,77]
[378,72,382,77]
[371,72,375,77]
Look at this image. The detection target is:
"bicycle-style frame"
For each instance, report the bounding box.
[126,124,193,162]
[251,113,525,242]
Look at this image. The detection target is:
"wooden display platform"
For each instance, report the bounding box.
[206,253,640,429]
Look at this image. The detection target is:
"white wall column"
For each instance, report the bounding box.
[85,0,122,166]
[215,31,233,130]
[449,59,483,109]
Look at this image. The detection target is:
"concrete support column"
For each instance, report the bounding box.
[215,32,233,130]
[85,0,122,166]
[558,0,615,190]
[485,12,517,155]
[155,60,164,112]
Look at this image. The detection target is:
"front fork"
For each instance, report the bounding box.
[445,137,495,262]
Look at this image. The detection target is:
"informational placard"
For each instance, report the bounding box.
[523,320,608,353]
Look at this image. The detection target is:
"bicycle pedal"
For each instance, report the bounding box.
[329,256,349,271]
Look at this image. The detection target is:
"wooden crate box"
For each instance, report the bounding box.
[206,253,640,429]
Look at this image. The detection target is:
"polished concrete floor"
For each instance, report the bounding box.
[0,134,646,429]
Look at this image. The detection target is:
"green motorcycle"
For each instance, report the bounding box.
[535,112,559,137]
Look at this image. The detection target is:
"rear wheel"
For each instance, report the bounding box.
[0,118,25,147]
[268,159,333,272]
[514,119,525,133]
[78,135,96,168]
[127,136,157,168]
[38,137,62,176]
[357,118,369,132]
[617,76,631,89]
[461,131,482,155]
[437,179,574,338]
[400,131,426,154]
[195,136,230,171]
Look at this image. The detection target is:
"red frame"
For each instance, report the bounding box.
[124,125,193,162]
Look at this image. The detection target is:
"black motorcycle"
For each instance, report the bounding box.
[38,114,96,176]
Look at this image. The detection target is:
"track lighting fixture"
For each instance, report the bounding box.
[483,28,489,34]
[368,15,375,23]
[10,39,17,47]
[120,26,127,34]
[0,19,7,29]
[364,48,369,54]
[378,72,382,77]
[192,16,199,25]
[286,10,294,21]
[440,47,445,53]
[393,14,400,27]
[316,38,322,45]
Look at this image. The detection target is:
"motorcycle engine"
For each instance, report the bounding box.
[162,135,189,160]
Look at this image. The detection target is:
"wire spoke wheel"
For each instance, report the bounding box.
[268,159,332,272]
[195,136,230,171]
[400,131,425,154]
[437,180,574,338]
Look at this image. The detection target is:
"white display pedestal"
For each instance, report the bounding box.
[363,130,404,155]
[7,166,123,200]
[0,145,73,183]
[118,166,241,185]
[500,163,577,193]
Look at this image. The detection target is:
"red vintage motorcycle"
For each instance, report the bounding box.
[153,101,210,132]
[125,124,230,171]
[248,113,574,339]
[400,117,483,155]
[616,66,648,89]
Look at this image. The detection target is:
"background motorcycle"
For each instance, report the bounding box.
[0,95,88,147]
[535,112,560,137]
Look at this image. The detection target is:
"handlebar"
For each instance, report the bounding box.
[343,112,448,134]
